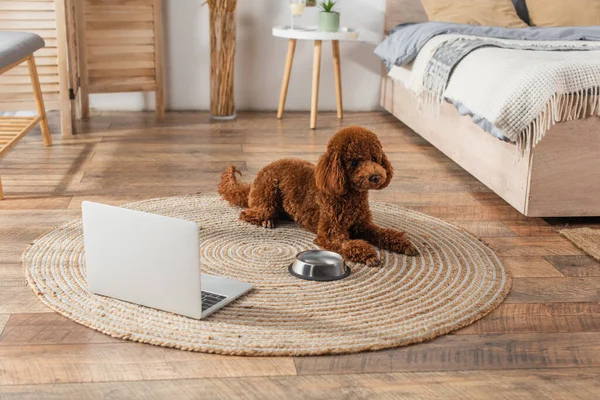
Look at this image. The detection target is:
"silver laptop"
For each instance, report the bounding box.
[82,201,252,319]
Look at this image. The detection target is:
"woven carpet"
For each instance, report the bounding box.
[23,193,511,356]
[560,227,600,261]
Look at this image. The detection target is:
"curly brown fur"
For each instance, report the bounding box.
[218,165,250,208]
[218,126,418,265]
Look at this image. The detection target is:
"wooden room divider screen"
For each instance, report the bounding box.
[0,0,165,137]
[78,0,165,118]
[0,0,72,135]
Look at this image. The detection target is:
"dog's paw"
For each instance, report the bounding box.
[402,241,419,257]
[365,256,382,268]
[261,219,275,229]
[240,210,275,229]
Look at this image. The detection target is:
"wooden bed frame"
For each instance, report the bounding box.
[382,0,600,217]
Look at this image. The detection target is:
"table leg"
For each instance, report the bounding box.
[277,39,297,119]
[310,40,322,130]
[332,40,343,119]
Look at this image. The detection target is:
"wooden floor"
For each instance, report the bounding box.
[0,111,599,399]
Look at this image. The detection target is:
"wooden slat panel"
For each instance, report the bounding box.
[0,84,60,93]
[152,0,163,116]
[0,92,59,102]
[87,52,154,63]
[29,56,58,66]
[0,10,56,19]
[0,28,57,39]
[0,2,55,11]
[87,59,155,70]
[40,38,57,46]
[85,0,154,5]
[79,0,161,96]
[85,4,152,13]
[0,99,61,112]
[85,35,153,45]
[32,47,57,57]
[87,45,154,56]
[88,68,154,78]
[89,81,156,93]
[86,21,153,30]
[85,11,154,22]
[0,20,56,29]
[5,65,59,76]
[85,29,153,38]
[0,74,59,84]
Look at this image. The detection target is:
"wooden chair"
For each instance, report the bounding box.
[0,32,52,200]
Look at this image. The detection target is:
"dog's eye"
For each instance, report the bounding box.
[372,156,378,162]
[350,159,359,167]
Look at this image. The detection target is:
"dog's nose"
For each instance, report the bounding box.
[369,174,381,184]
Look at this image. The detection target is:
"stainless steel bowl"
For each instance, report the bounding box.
[288,250,350,281]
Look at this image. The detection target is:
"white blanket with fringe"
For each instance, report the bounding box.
[407,34,600,154]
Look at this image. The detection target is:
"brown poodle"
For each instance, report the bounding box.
[218,126,418,267]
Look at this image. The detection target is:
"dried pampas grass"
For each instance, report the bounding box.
[207,0,237,117]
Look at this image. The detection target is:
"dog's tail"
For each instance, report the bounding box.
[218,165,250,208]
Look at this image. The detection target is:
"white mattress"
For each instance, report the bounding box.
[388,63,413,86]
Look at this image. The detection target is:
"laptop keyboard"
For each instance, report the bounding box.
[201,291,228,311]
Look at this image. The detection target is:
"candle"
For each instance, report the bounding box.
[289,3,305,16]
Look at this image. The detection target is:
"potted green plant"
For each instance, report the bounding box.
[318,0,339,32]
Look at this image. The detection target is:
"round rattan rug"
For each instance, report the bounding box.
[24,193,510,356]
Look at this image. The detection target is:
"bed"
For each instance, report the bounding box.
[378,0,600,217]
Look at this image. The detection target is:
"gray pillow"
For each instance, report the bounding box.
[512,0,530,25]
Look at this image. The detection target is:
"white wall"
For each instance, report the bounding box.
[90,0,385,112]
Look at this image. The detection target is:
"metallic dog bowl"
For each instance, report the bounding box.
[289,250,350,281]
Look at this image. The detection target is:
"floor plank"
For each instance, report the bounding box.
[0,313,121,346]
[0,343,297,385]
[544,255,600,277]
[456,303,600,335]
[0,287,51,314]
[0,315,9,337]
[67,195,156,210]
[503,220,559,237]
[0,263,28,287]
[453,221,516,238]
[500,257,564,278]
[0,369,599,400]
[371,192,480,206]
[505,277,600,303]
[294,332,600,375]
[484,237,585,257]
[0,196,71,210]
[411,205,529,221]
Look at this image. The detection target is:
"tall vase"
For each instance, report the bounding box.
[209,3,236,120]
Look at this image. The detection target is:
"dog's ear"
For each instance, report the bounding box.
[381,151,394,188]
[315,148,346,196]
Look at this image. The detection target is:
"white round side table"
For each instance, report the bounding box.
[272,26,359,129]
